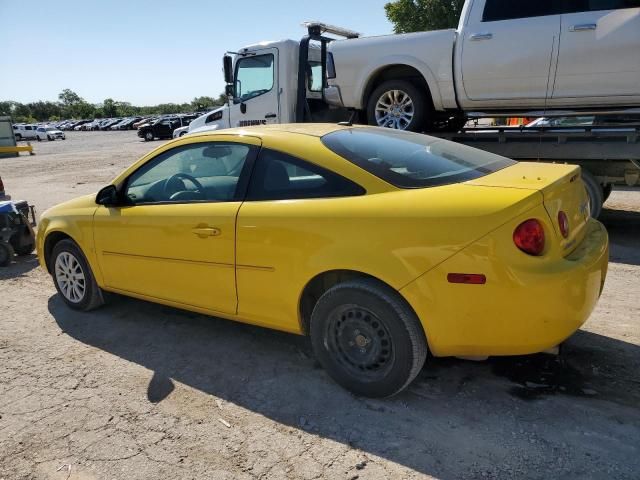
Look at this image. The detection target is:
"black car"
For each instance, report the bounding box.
[137,115,197,141]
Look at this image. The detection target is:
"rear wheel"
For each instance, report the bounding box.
[367,80,428,132]
[310,278,427,398]
[51,239,104,311]
[582,170,603,218]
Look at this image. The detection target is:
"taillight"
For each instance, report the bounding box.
[558,211,569,238]
[513,219,545,256]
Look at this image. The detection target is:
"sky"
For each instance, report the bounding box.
[0,0,393,106]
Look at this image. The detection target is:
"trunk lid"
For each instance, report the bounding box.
[467,162,591,255]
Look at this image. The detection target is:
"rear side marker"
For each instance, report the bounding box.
[447,273,486,285]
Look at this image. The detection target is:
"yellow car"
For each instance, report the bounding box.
[37,124,608,397]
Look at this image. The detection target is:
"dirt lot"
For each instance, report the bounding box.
[1,131,639,480]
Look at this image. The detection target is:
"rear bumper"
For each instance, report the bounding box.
[401,219,609,357]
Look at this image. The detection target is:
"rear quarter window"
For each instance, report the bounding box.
[321,128,515,188]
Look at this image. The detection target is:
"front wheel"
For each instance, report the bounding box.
[366,80,428,132]
[310,279,427,398]
[144,131,154,141]
[51,239,104,311]
[0,242,14,267]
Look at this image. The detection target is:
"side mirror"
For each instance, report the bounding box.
[225,84,234,98]
[96,185,119,207]
[223,55,233,84]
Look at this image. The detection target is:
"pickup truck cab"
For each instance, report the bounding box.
[326,0,640,131]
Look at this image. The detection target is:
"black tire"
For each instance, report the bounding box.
[366,79,429,132]
[0,242,14,267]
[310,278,427,398]
[51,239,104,311]
[144,131,154,141]
[15,134,22,141]
[602,184,613,203]
[179,131,187,137]
[37,136,41,142]
[582,170,603,218]
[47,135,53,141]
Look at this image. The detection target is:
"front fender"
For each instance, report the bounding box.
[356,55,445,111]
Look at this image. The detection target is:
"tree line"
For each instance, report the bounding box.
[0,89,227,123]
[2,1,458,124]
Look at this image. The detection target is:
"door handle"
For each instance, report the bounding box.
[265,113,277,119]
[569,23,597,32]
[192,227,221,238]
[469,32,493,41]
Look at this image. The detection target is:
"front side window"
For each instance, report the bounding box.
[321,128,514,189]
[125,142,254,204]
[246,149,364,201]
[482,0,555,21]
[234,54,274,103]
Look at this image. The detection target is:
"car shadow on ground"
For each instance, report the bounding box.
[0,253,39,280]
[48,294,640,478]
[600,207,640,266]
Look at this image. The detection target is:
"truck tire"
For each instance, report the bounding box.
[582,170,604,218]
[310,278,427,398]
[367,80,428,132]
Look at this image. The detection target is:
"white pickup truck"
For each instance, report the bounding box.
[325,0,640,131]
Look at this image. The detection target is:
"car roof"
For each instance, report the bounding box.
[191,123,356,140]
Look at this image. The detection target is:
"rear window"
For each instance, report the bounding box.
[321,128,515,188]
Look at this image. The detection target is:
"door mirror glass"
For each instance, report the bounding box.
[96,185,119,206]
[223,55,233,84]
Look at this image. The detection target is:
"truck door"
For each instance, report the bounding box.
[551,1,640,101]
[229,47,280,128]
[459,0,560,103]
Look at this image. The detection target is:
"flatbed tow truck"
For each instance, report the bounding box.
[194,22,639,217]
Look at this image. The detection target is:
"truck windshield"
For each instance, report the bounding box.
[321,128,515,188]
[235,54,274,102]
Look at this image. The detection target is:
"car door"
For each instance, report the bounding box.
[235,148,365,332]
[93,137,260,315]
[459,0,560,104]
[551,0,640,101]
[228,47,280,127]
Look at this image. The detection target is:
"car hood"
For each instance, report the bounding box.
[42,193,98,219]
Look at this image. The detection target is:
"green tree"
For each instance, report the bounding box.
[58,88,83,107]
[102,98,118,117]
[384,0,464,33]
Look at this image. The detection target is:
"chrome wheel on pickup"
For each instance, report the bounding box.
[367,79,427,132]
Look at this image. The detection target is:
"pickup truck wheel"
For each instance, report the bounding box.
[367,80,427,132]
[310,278,428,398]
[15,134,22,141]
[582,170,603,218]
[144,131,154,141]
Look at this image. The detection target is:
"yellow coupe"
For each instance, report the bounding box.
[37,124,609,397]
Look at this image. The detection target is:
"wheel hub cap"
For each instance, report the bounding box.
[326,305,394,379]
[374,89,414,130]
[54,252,86,303]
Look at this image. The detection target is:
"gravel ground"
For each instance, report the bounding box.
[1,131,639,480]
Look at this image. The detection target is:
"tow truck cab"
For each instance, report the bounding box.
[188,23,358,135]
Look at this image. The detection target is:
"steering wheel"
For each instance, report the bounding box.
[162,173,205,200]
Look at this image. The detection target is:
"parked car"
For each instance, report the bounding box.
[36,127,66,141]
[133,117,155,129]
[37,123,608,398]
[13,124,38,141]
[326,0,640,130]
[172,125,189,138]
[115,117,142,130]
[100,118,122,130]
[137,115,196,141]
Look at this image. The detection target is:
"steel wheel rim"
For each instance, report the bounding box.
[374,89,414,130]
[325,305,395,381]
[54,252,86,303]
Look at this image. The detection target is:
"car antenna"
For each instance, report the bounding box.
[338,110,357,127]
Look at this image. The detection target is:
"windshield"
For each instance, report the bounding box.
[235,53,274,102]
[321,128,515,188]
